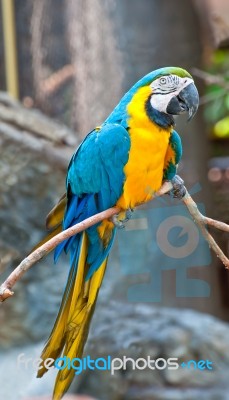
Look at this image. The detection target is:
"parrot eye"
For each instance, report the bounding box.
[160,77,167,85]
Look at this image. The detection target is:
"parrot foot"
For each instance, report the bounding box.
[170,175,186,199]
[121,208,134,223]
[111,208,134,229]
[111,214,125,229]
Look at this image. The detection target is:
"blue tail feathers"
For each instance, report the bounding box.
[54,193,115,280]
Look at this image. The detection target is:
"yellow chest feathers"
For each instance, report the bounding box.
[117,86,172,209]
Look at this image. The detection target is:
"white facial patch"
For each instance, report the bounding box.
[150,75,194,113]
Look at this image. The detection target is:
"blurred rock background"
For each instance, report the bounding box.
[0,0,229,399]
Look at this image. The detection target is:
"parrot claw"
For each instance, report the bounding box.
[110,208,134,228]
[170,175,186,199]
[120,208,134,223]
[111,214,125,229]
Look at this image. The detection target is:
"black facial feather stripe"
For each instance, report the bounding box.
[168,75,179,85]
[155,86,176,92]
[145,96,175,128]
[152,88,177,95]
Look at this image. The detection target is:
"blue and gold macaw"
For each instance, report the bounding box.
[37,67,199,399]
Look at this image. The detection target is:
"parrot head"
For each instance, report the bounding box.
[106,67,199,128]
[147,67,199,122]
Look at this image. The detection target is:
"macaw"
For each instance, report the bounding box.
[37,67,199,399]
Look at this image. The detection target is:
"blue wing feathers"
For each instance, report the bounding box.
[55,123,130,278]
[171,130,182,165]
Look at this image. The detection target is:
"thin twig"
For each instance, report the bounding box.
[204,217,229,233]
[41,65,74,96]
[182,192,229,268]
[192,68,229,105]
[0,182,229,302]
[0,206,119,302]
[192,68,229,89]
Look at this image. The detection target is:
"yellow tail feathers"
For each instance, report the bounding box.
[46,194,67,230]
[37,232,108,400]
[33,194,66,251]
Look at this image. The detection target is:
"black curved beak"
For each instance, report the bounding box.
[166,82,199,121]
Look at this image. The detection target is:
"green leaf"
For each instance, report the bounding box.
[225,94,229,110]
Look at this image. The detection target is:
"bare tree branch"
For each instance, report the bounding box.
[192,68,229,105]
[41,64,74,96]
[0,181,228,303]
[192,68,229,88]
[182,192,229,268]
